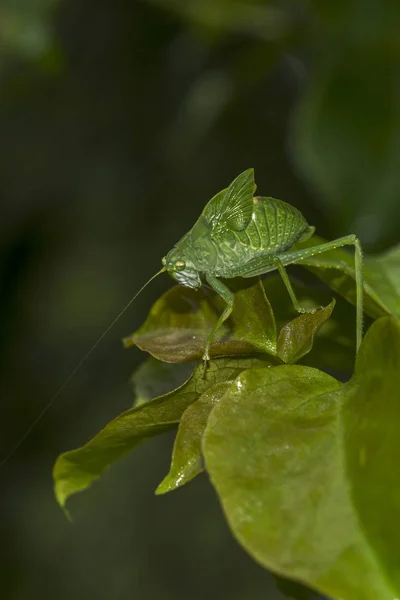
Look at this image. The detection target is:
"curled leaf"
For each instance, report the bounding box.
[123,277,277,363]
[263,275,356,373]
[277,299,336,364]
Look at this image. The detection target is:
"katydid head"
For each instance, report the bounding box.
[162,249,201,289]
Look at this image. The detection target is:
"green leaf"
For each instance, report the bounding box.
[227,276,277,355]
[293,57,400,238]
[342,317,400,594]
[263,275,356,373]
[293,235,400,320]
[156,381,232,494]
[363,243,400,320]
[277,299,336,364]
[53,356,270,514]
[123,277,277,362]
[203,356,400,599]
[131,357,195,406]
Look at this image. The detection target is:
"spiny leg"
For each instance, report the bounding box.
[273,257,318,315]
[203,273,235,363]
[279,234,364,352]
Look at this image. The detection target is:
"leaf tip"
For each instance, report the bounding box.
[155,474,177,495]
[122,335,135,349]
[154,482,168,496]
[54,480,73,520]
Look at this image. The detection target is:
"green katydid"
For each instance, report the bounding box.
[161,168,363,361]
[0,168,363,467]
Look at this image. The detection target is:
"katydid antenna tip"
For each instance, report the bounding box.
[0,266,167,470]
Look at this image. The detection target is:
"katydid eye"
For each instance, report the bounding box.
[175,260,186,271]
[162,256,166,266]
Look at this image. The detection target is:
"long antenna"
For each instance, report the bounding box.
[0,266,166,469]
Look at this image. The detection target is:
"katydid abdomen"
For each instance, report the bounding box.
[210,196,314,278]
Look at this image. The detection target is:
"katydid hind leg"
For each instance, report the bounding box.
[273,258,318,315]
[279,235,364,352]
[203,274,235,362]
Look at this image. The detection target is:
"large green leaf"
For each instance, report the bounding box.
[293,235,400,320]
[156,381,232,494]
[342,317,400,593]
[53,356,270,514]
[123,277,277,363]
[203,335,400,599]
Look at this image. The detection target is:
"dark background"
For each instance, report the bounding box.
[1,1,399,598]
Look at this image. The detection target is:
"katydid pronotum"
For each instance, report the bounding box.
[0,168,363,467]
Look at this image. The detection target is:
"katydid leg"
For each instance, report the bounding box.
[240,234,363,352]
[203,274,235,362]
[273,258,317,315]
[279,235,364,352]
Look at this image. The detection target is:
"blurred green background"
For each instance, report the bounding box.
[1,1,399,598]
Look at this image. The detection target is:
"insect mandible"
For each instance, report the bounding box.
[161,168,363,361]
